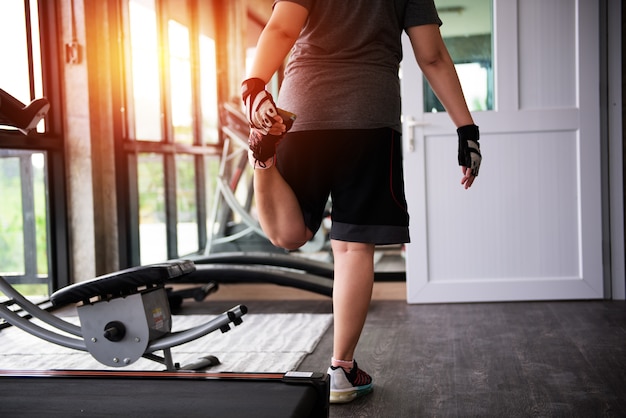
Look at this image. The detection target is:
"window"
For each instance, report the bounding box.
[424,0,494,113]
[0,151,48,293]
[0,0,65,298]
[128,0,162,141]
[0,0,45,128]
[121,0,221,265]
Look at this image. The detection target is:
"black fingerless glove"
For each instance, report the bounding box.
[457,124,482,176]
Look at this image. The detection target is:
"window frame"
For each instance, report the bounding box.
[114,0,226,267]
[0,0,70,292]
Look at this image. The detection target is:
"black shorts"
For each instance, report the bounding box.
[276,128,410,245]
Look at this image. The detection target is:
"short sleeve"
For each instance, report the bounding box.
[404,0,442,28]
[273,0,312,11]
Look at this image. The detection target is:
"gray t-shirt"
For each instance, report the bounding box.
[274,0,441,133]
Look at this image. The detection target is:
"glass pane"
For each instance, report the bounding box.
[169,20,193,144]
[29,0,44,108]
[424,0,493,112]
[0,151,49,289]
[176,154,198,256]
[199,34,219,145]
[0,155,25,275]
[138,153,167,264]
[0,0,45,133]
[129,0,162,140]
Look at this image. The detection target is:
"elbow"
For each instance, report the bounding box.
[417,50,447,71]
[265,23,300,45]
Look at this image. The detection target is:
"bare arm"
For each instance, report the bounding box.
[407,24,478,189]
[247,2,308,83]
[407,24,474,127]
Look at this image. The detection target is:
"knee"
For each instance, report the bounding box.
[269,237,308,251]
[266,230,314,251]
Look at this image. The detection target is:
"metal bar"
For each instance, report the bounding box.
[0,276,82,336]
[20,154,38,280]
[148,304,247,352]
[0,304,85,351]
[23,0,36,100]
[164,153,178,259]
[162,347,176,371]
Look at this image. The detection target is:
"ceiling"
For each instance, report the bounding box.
[435,0,492,38]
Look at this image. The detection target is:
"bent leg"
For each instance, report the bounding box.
[253,166,313,250]
[331,240,375,362]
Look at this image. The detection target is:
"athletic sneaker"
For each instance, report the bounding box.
[247,108,295,169]
[19,98,50,131]
[327,361,373,404]
[248,129,281,168]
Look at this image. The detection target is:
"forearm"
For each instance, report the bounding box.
[408,25,474,128]
[247,25,298,83]
[420,52,474,127]
[246,2,307,83]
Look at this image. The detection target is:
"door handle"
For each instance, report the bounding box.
[404,117,428,152]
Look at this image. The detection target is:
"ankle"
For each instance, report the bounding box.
[331,357,354,371]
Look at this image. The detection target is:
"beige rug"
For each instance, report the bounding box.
[0,313,332,372]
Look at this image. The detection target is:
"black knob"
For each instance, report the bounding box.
[103,321,126,342]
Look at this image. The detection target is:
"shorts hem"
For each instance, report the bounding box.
[330,222,410,245]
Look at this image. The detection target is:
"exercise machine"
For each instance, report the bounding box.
[0,259,247,371]
[0,369,329,418]
[0,260,330,416]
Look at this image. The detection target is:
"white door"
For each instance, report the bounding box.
[401,0,604,303]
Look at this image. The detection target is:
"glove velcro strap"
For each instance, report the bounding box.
[457,124,479,142]
[241,78,266,101]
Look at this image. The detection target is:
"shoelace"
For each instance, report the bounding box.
[348,366,372,386]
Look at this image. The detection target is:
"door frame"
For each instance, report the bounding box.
[603,0,625,299]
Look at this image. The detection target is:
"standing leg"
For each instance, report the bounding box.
[331,239,375,361]
[328,239,375,403]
